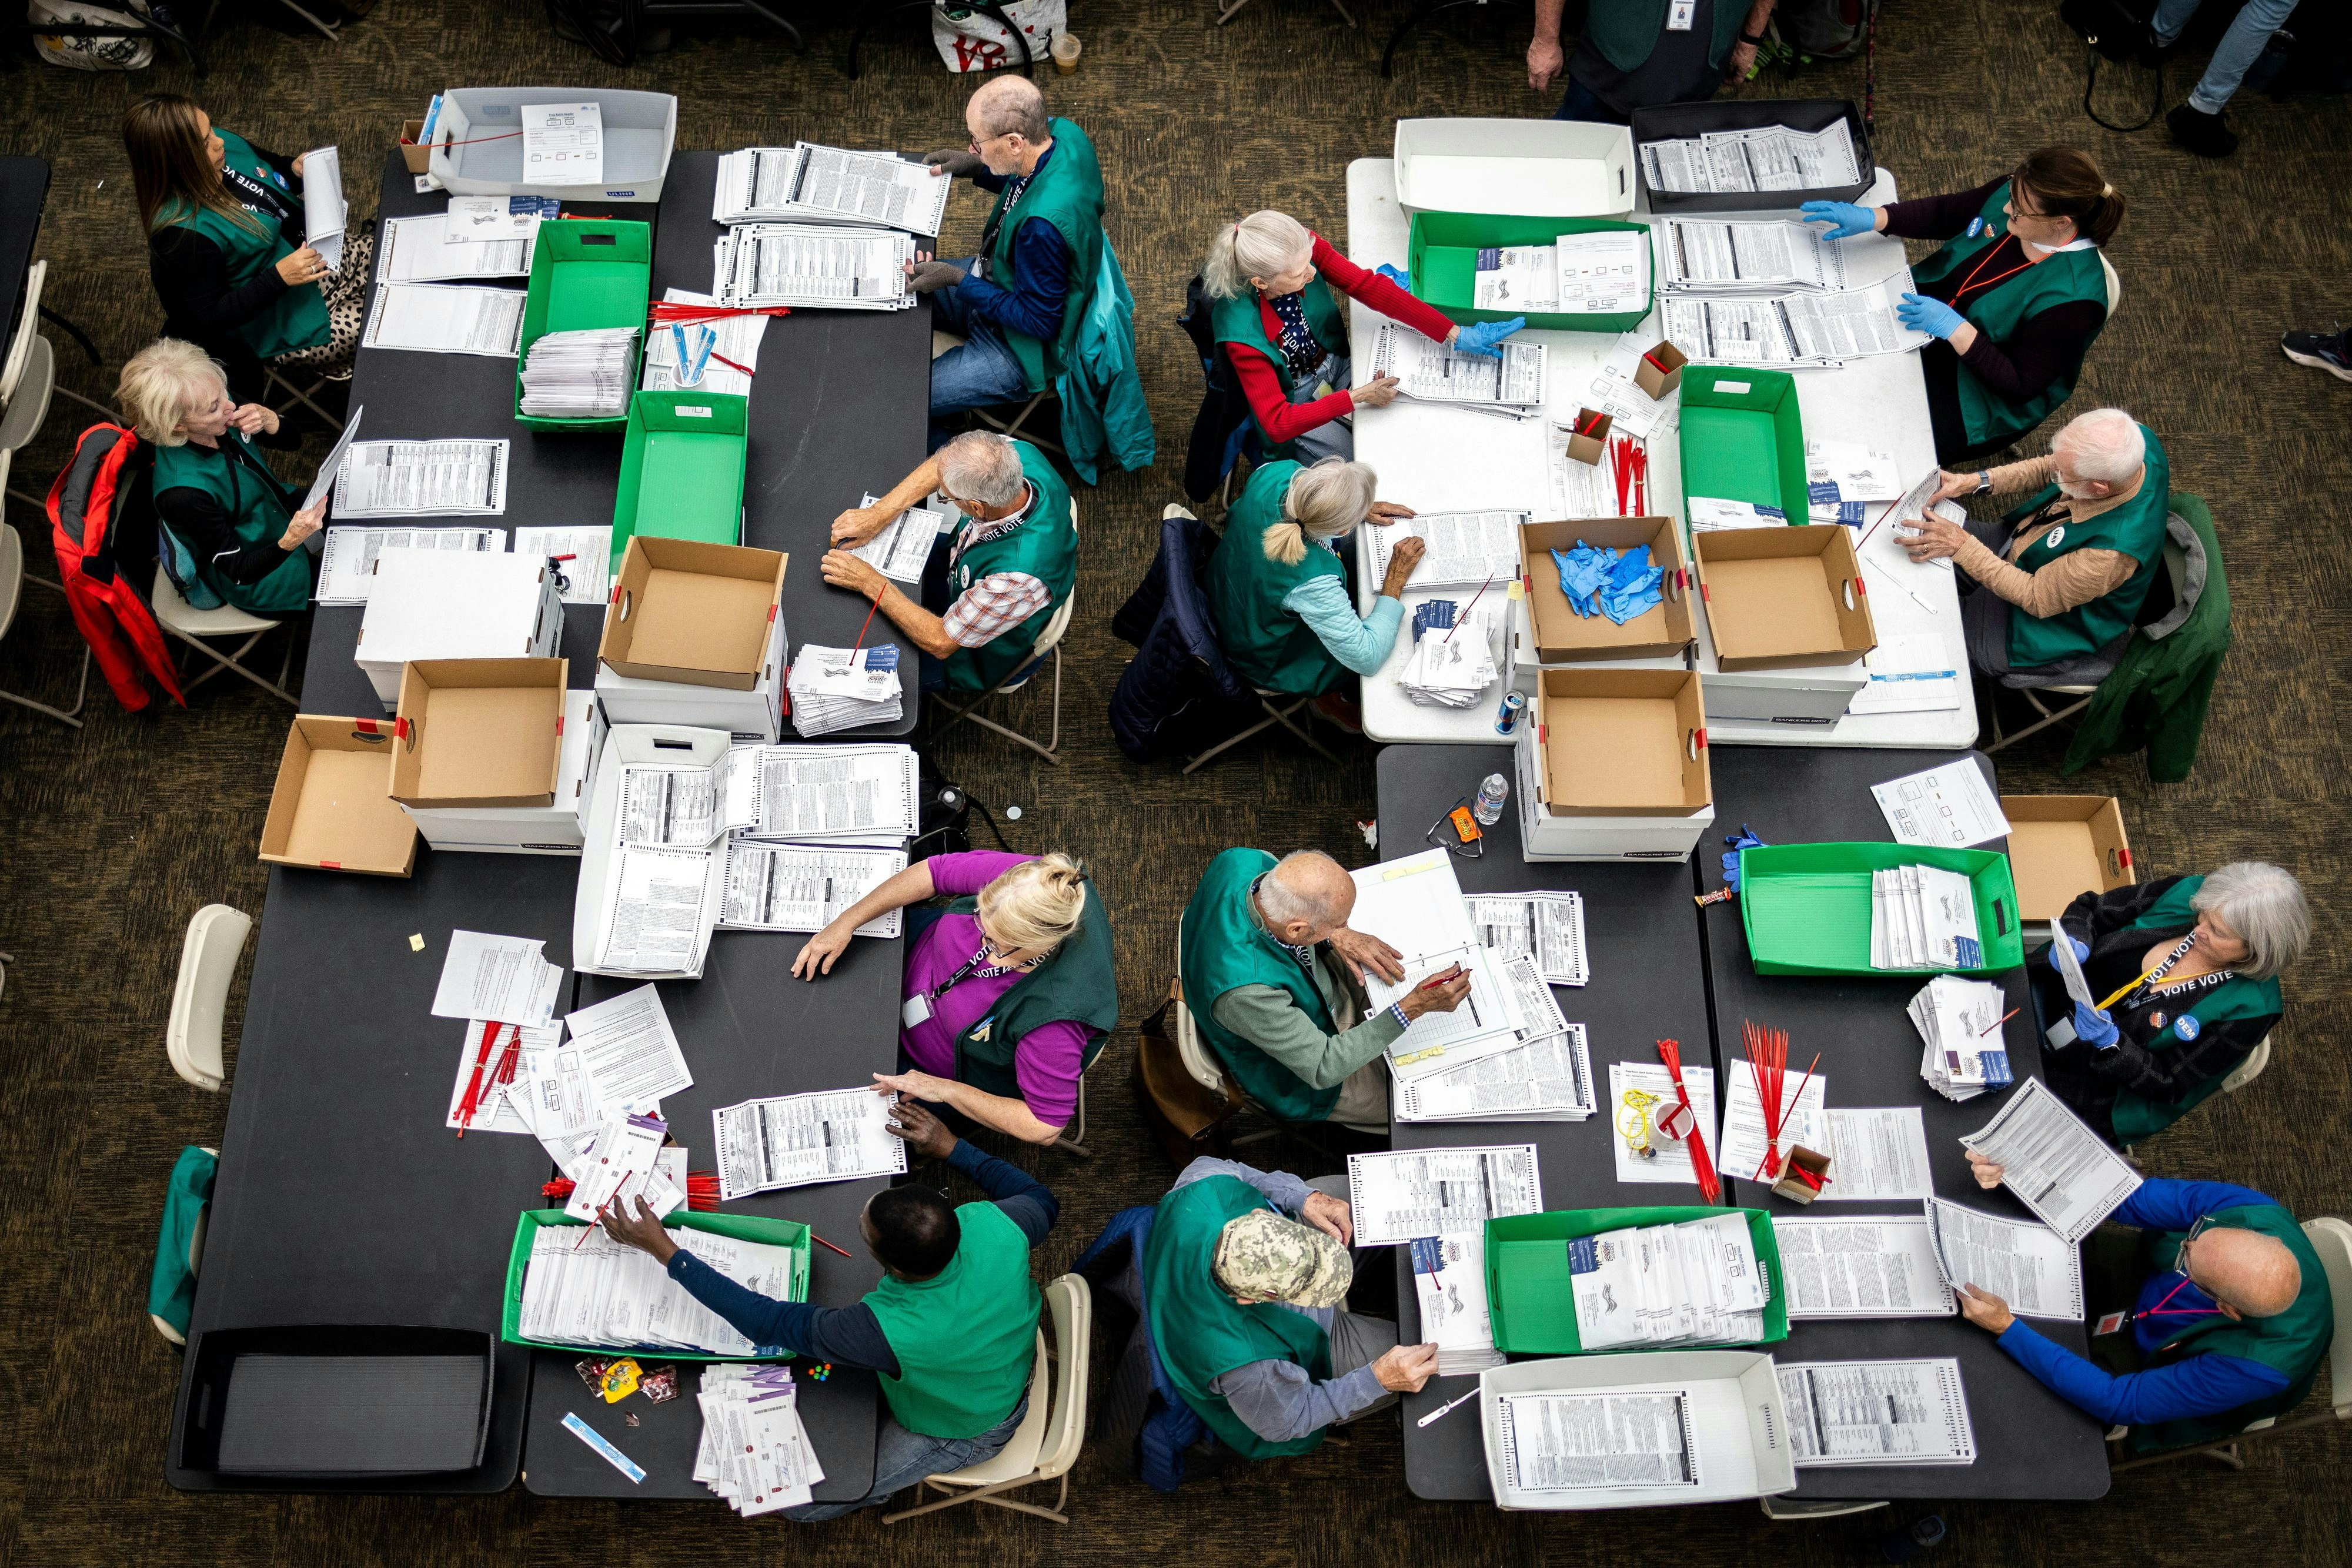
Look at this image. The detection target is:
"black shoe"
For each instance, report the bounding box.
[2282,329,2352,383]
[2166,102,2240,157]
[2137,21,2184,64]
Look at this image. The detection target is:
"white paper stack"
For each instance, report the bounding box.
[1641,122,1860,193]
[714,224,916,310]
[712,144,950,237]
[642,289,768,397]
[1412,1235,1506,1376]
[520,326,641,419]
[1909,975,2014,1101]
[1469,894,1589,987]
[697,1365,826,1514]
[719,842,908,935]
[1370,325,1546,409]
[1570,1213,1768,1350]
[379,212,536,281]
[1871,865,1985,971]
[786,644,904,737]
[315,526,502,606]
[1400,607,1501,707]
[517,1221,806,1355]
[1395,1021,1596,1124]
[729,743,921,843]
[1354,1146,1545,1377]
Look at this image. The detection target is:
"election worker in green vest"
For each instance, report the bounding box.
[1145,1155,1438,1457]
[1803,146,2123,463]
[120,338,324,615]
[791,850,1117,1147]
[1897,407,2169,690]
[825,431,1078,696]
[1180,848,1469,1131]
[1957,1155,2333,1456]
[1529,0,1779,123]
[2029,863,2306,1146]
[911,75,1104,444]
[601,1098,1051,1517]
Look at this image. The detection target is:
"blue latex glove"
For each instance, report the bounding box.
[1453,316,1526,360]
[1720,824,1768,890]
[1800,200,1876,240]
[1551,544,1613,617]
[1375,263,1413,292]
[1897,292,1966,340]
[2073,1001,2120,1049]
[1596,544,1665,625]
[2046,936,2091,970]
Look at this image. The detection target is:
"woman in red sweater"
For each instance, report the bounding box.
[1204,209,1522,463]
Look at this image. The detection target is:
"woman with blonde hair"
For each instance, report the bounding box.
[795,851,1118,1146]
[1203,209,1523,463]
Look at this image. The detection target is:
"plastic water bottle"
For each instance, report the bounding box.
[1472,773,1509,827]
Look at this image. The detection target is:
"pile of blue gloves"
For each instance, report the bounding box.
[1551,541,1665,625]
[2050,938,2122,1048]
[1720,824,1767,891]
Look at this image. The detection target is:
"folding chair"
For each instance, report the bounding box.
[0,489,89,728]
[2220,1035,2271,1095]
[1182,687,1339,774]
[929,498,1076,763]
[1171,935,1338,1160]
[262,363,346,433]
[4,263,122,514]
[931,330,1063,457]
[149,564,299,706]
[167,904,253,1092]
[1986,514,2197,755]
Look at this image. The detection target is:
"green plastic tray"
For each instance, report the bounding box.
[1484,1205,1787,1356]
[514,219,653,433]
[1405,211,1653,333]
[1738,841,2025,977]
[1677,365,1810,524]
[500,1207,810,1361]
[609,389,750,569]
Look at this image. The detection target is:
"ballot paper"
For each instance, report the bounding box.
[1469,894,1589,987]
[619,761,737,849]
[786,646,905,738]
[444,1019,564,1134]
[719,841,907,934]
[1582,332,1679,441]
[849,493,947,582]
[1773,1214,1957,1319]
[1398,609,1502,708]
[1369,325,1546,409]
[562,1111,686,1224]
[1658,218,1850,292]
[1611,1061,1718,1188]
[1366,511,1526,590]
[362,282,526,356]
[1347,1145,1543,1246]
[1716,1069,1829,1185]
[1497,1392,1698,1490]
[1413,1233,1508,1375]
[1779,1359,1975,1467]
[1552,230,1651,315]
[698,1365,826,1513]
[1871,864,1985,971]
[1662,283,1927,365]
[714,224,916,310]
[519,1223,802,1356]
[432,930,564,1027]
[313,526,500,606]
[1958,1077,2142,1242]
[1910,975,2014,1101]
[332,440,510,517]
[731,744,921,842]
[1641,121,1860,193]
[1924,1196,2084,1320]
[302,403,366,511]
[1394,1024,1596,1123]
[712,144,951,237]
[522,101,604,186]
[712,1088,908,1201]
[564,983,695,1111]
[519,327,640,419]
[1847,635,1965,716]
[379,212,533,280]
[446,195,547,241]
[1571,1212,1767,1350]
[1370,942,1525,1078]
[512,526,614,606]
[642,289,769,397]
[595,843,720,975]
[300,145,346,270]
[1873,762,2011,849]
[1547,426,1622,520]
[1661,297,1806,366]
[1816,1106,1936,1202]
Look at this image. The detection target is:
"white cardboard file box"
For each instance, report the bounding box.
[427,88,677,203]
[594,536,788,741]
[573,724,730,981]
[1516,668,1714,862]
[594,611,786,742]
[402,688,606,855]
[1479,1352,1794,1510]
[1694,665,1866,727]
[1394,118,1638,219]
[355,553,563,711]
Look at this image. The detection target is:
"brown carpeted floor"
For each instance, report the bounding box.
[1,2,2347,1562]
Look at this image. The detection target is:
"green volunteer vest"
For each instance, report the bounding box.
[1209,280,1348,460]
[983,119,1105,394]
[1910,182,2111,450]
[1179,847,1343,1121]
[1144,1173,1335,1460]
[1998,426,2170,672]
[1204,462,1351,697]
[2134,1203,2334,1452]
[864,1201,1041,1439]
[158,129,330,362]
[944,877,1120,1103]
[151,433,314,614]
[1582,0,1749,72]
[2106,876,2284,1144]
[944,442,1077,693]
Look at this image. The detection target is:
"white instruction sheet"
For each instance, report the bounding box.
[1872,762,2012,849]
[564,982,694,1109]
[512,526,614,605]
[1816,1106,1937,1202]
[521,101,604,186]
[1611,1061,1718,1188]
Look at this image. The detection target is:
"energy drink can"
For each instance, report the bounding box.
[1495,690,1526,736]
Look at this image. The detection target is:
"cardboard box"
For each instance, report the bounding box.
[1694,525,1876,672]
[356,553,564,711]
[389,658,567,810]
[403,689,606,855]
[598,536,786,692]
[573,724,733,980]
[1393,118,1636,219]
[1632,340,1686,400]
[400,119,431,175]
[428,87,677,204]
[1515,669,1715,861]
[1562,409,1613,466]
[1517,516,1693,664]
[259,717,417,878]
[2002,795,2134,922]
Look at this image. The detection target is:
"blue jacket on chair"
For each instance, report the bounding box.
[1108,513,1254,762]
[1055,239,1155,486]
[1073,1203,1214,1492]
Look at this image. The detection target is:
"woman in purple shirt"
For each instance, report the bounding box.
[793,851,1120,1145]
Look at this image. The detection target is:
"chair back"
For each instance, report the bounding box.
[1170,934,1231,1095]
[2220,1036,2271,1094]
[0,511,23,640]
[167,904,253,1092]
[1,260,44,407]
[2100,252,2123,316]
[1035,1272,1094,1481]
[2301,1217,2352,1420]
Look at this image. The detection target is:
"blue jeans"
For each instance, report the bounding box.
[1552,76,1632,123]
[784,1396,1028,1520]
[928,258,1031,443]
[2154,0,2299,113]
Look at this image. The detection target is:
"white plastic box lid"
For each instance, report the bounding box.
[356,553,561,669]
[1393,118,1638,219]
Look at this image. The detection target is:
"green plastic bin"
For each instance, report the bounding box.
[514,219,653,433]
[609,389,750,569]
[1677,365,1809,523]
[1737,841,2025,977]
[501,1207,810,1360]
[1484,1205,1787,1356]
[1405,211,1653,333]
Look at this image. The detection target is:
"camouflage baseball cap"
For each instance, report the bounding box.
[1212,1209,1353,1308]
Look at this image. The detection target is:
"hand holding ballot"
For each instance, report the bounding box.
[1352,374,1404,410]
[1956,1283,2017,1335]
[599,1192,681,1263]
[1965,1148,2005,1189]
[876,1089,958,1159]
[1902,511,1972,564]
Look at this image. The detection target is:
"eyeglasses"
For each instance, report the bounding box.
[2174,1215,2216,1278]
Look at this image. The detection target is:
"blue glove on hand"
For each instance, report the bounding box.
[1453,316,1526,360]
[2046,937,2090,971]
[1897,292,1966,340]
[1800,200,1876,240]
[1375,263,1413,292]
[2073,1001,2120,1049]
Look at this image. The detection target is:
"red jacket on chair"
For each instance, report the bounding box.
[46,424,186,713]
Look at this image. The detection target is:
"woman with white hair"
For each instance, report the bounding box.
[793,851,1117,1146]
[2034,862,2308,1145]
[1900,406,2170,687]
[1204,457,1421,709]
[120,337,325,614]
[1203,209,1523,463]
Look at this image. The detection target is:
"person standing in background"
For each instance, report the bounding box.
[1529,0,1780,123]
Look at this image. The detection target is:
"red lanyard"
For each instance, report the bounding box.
[1953,237,2036,306]
[2137,1274,2218,1324]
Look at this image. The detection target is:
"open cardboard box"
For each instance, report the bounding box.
[597,536,786,691]
[1633,340,1686,400]
[1694,524,1876,672]
[389,658,567,810]
[1526,668,1710,817]
[259,717,417,877]
[400,119,431,175]
[1519,517,1693,664]
[402,688,605,855]
[2002,795,2134,923]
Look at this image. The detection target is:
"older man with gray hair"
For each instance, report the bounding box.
[825,430,1076,694]
[1179,847,1469,1129]
[1902,406,2173,687]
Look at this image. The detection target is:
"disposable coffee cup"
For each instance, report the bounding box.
[1051,31,1081,73]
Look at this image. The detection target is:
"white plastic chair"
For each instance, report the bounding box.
[930,499,1077,763]
[2101,252,2124,316]
[150,563,299,707]
[1172,935,1287,1154]
[886,1272,1093,1523]
[1,492,89,728]
[149,1144,219,1347]
[3,261,118,515]
[2220,1035,2271,1094]
[167,905,253,1092]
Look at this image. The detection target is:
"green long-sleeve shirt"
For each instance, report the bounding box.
[1208,956,1405,1091]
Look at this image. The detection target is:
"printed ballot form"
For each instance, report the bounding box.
[714,144,951,236]
[737,745,921,842]
[1641,122,1860,193]
[1371,325,1546,408]
[1469,894,1590,987]
[1658,218,1850,292]
[1369,943,1526,1079]
[1779,1359,1976,1467]
[521,101,604,186]
[712,1088,909,1201]
[431,930,563,1027]
[853,493,947,583]
[300,145,346,271]
[1872,761,2012,849]
[1612,1061,1718,1187]
[719,842,907,934]
[1498,1392,1698,1490]
[1365,511,1527,590]
[379,213,533,281]
[512,526,614,606]
[594,844,721,975]
[1395,1025,1596,1124]
[619,761,736,850]
[563,983,694,1110]
[1959,1076,2143,1241]
[519,1223,802,1357]
[332,440,510,518]
[314,526,500,606]
[1925,1196,2086,1320]
[1346,1144,1544,1246]
[1773,1213,1958,1319]
[714,225,916,310]
[362,282,527,357]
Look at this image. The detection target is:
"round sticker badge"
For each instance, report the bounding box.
[2176,1014,2201,1041]
[2149,1012,2167,1031]
[2044,525,2066,548]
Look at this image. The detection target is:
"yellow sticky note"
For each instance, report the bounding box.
[409,934,426,951]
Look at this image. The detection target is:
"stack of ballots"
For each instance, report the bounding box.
[516,1222,804,1356]
[1571,1213,1767,1350]
[1910,975,2014,1101]
[1399,606,1501,707]
[785,644,903,737]
[698,1365,825,1515]
[519,326,640,419]
[1871,865,1984,971]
